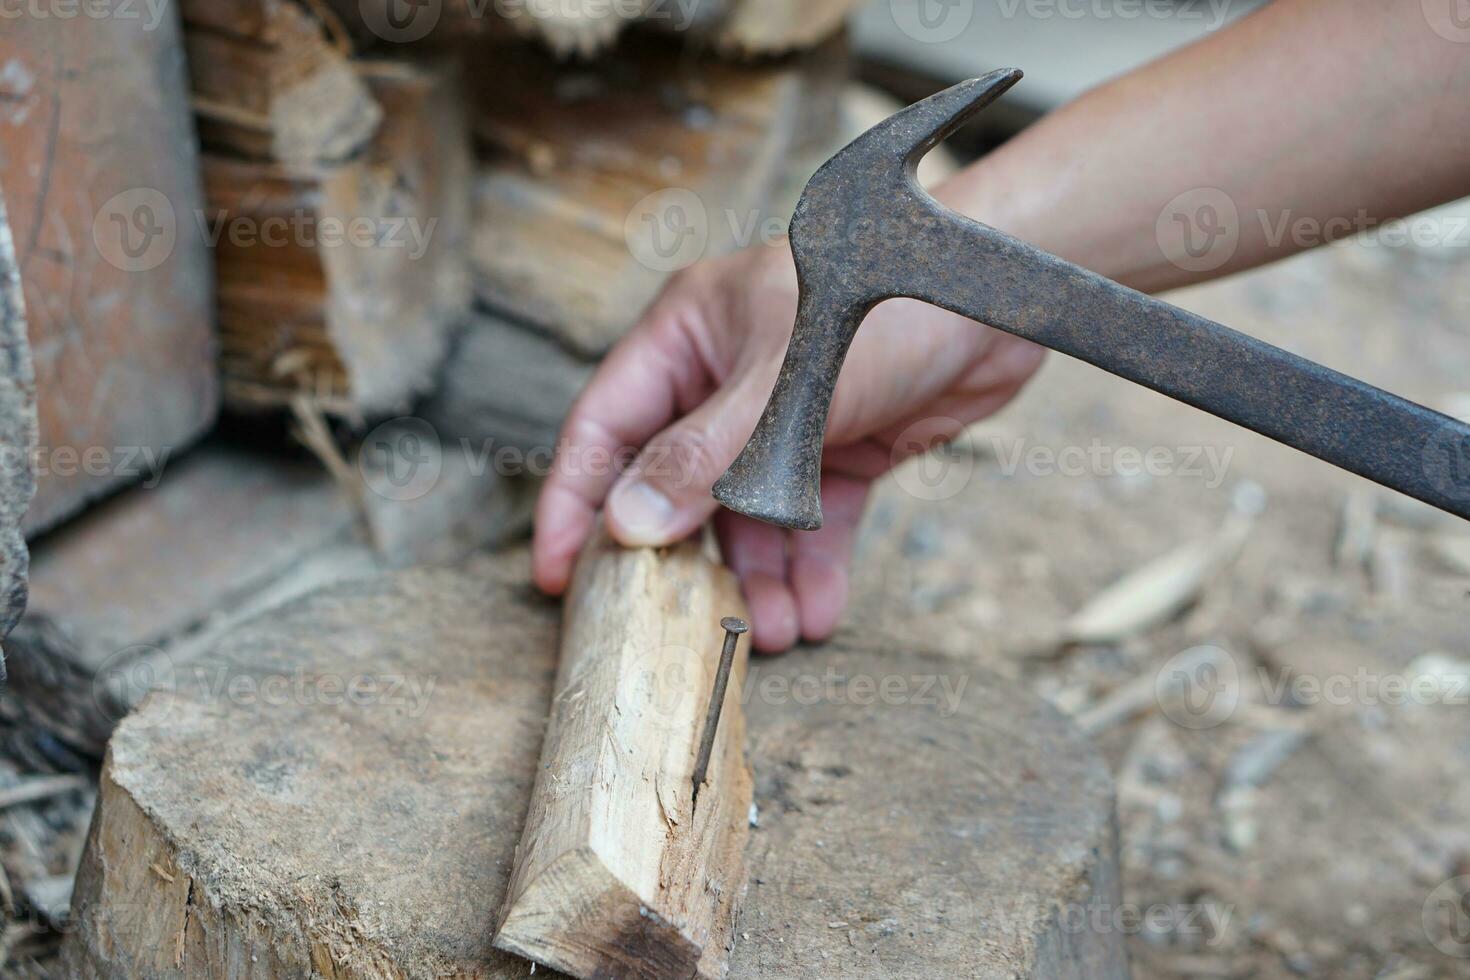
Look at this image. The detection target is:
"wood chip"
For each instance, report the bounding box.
[1062,504,1257,646]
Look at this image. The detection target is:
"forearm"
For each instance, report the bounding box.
[937,0,1470,293]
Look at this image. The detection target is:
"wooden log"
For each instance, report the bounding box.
[471,35,845,356]
[0,184,37,644]
[487,0,857,56]
[181,0,383,164]
[494,530,753,979]
[61,555,1125,978]
[354,414,534,566]
[711,0,861,54]
[11,446,356,678]
[9,430,523,680]
[422,312,594,458]
[0,10,217,536]
[208,59,472,415]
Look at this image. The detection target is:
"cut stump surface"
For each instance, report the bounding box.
[64,554,1125,979]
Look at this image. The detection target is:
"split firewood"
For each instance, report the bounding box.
[501,0,858,57]
[8,432,521,710]
[472,35,845,356]
[210,59,472,415]
[495,529,752,979]
[10,446,358,683]
[0,188,36,644]
[422,312,594,458]
[711,0,862,54]
[181,0,382,165]
[509,0,657,56]
[0,14,215,536]
[63,554,1126,977]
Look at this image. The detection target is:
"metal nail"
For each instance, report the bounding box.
[691,616,748,806]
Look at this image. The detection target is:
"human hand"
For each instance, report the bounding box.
[531,240,1044,653]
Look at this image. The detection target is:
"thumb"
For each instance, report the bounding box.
[604,376,767,547]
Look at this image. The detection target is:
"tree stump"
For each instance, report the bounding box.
[62,555,1126,978]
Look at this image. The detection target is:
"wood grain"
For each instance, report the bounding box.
[182,0,383,164]
[495,529,753,979]
[470,35,845,356]
[209,59,472,415]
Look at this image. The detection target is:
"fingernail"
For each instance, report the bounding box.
[609,480,676,543]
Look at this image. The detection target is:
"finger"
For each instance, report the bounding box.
[604,366,773,549]
[789,475,869,643]
[532,311,710,595]
[716,511,799,654]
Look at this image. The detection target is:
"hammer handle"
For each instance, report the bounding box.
[924,224,1470,520]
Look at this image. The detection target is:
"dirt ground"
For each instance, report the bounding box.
[840,205,1470,979]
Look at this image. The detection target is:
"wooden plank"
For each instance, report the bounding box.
[181,0,383,164]
[0,12,217,536]
[209,58,472,415]
[60,555,1124,978]
[494,529,753,979]
[0,184,37,644]
[471,35,845,356]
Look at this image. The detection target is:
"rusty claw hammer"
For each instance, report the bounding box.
[713,69,1470,529]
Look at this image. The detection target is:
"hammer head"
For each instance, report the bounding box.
[711,69,1023,530]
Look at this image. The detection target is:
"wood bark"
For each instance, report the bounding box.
[471,35,845,356]
[208,59,472,415]
[0,9,216,536]
[61,553,1125,978]
[494,530,753,979]
[0,184,37,645]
